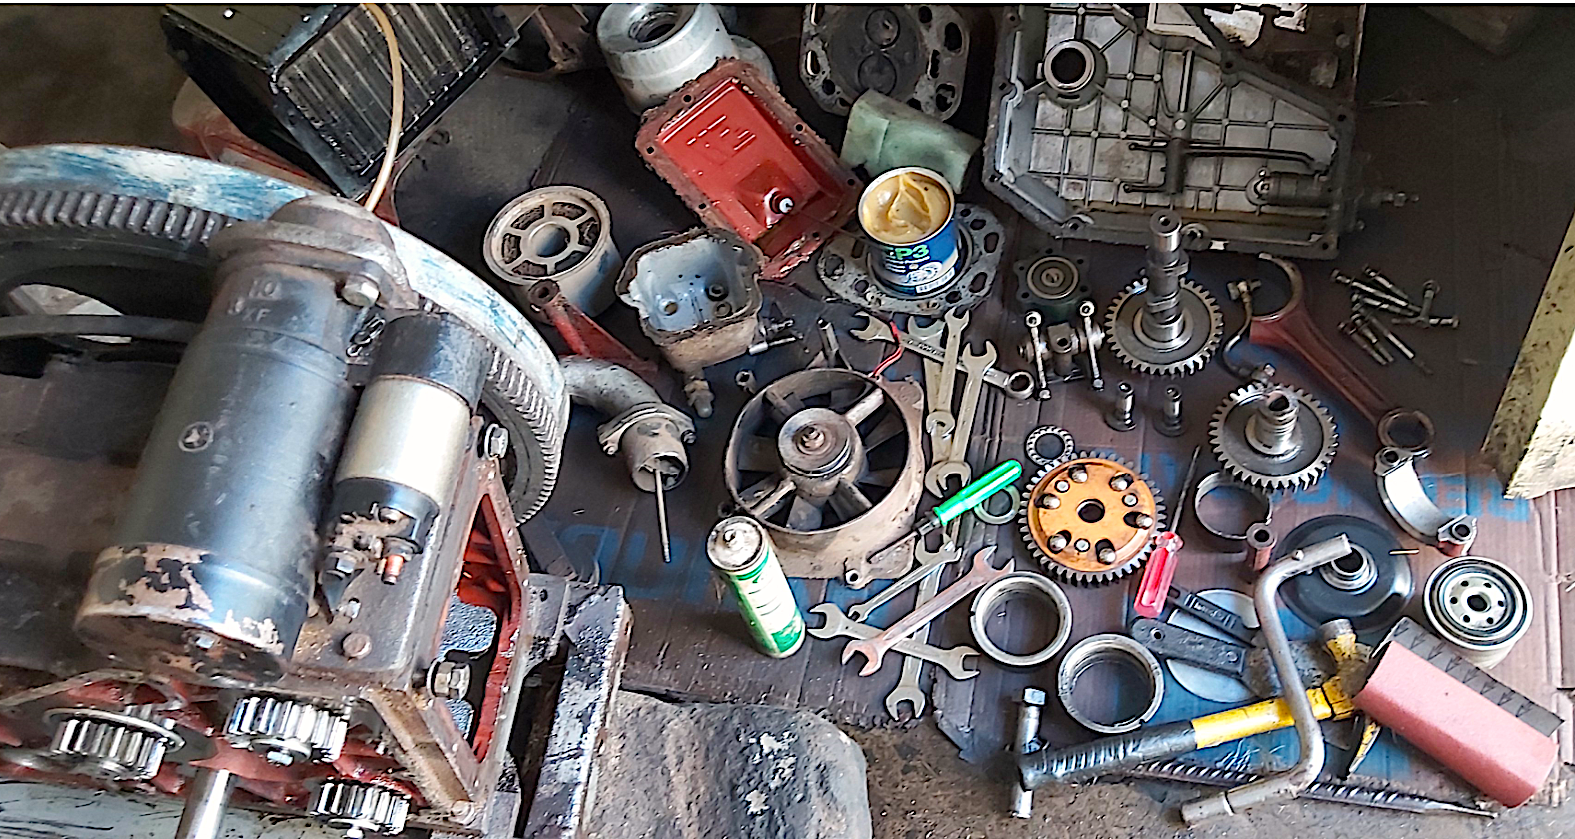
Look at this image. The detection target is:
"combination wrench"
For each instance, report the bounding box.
[851,314,1034,400]
[809,604,979,681]
[842,546,1012,676]
[850,533,961,622]
[927,309,966,442]
[886,527,962,718]
[908,318,947,417]
[925,342,996,497]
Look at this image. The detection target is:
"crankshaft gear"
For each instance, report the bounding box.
[1019,454,1165,585]
[1210,383,1338,491]
[310,780,411,838]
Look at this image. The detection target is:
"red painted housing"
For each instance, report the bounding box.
[638,59,860,279]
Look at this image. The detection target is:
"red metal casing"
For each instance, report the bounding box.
[637,59,861,279]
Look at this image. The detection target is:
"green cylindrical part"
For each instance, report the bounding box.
[933,460,1023,525]
[707,517,805,658]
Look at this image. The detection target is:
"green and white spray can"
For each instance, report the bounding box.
[706,516,804,657]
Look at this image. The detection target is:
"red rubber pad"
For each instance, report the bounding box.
[1353,641,1557,806]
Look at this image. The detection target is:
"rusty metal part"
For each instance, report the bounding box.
[1042,299,1106,389]
[1020,454,1166,585]
[1244,523,1277,574]
[1375,446,1477,556]
[1057,634,1164,734]
[725,369,924,583]
[1210,382,1338,491]
[482,184,621,315]
[562,356,694,496]
[522,279,658,382]
[841,546,1011,675]
[617,228,765,418]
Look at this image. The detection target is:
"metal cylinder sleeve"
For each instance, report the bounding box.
[1278,515,1411,633]
[598,3,736,111]
[76,195,389,682]
[969,572,1072,667]
[1057,634,1164,734]
[1423,556,1532,668]
[483,185,621,316]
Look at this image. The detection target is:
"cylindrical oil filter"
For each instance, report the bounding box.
[1423,556,1531,668]
[707,516,804,657]
[858,167,960,297]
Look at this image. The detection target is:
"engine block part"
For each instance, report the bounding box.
[1210,382,1337,491]
[724,369,924,582]
[984,5,1356,258]
[483,185,621,316]
[1423,557,1532,669]
[1057,634,1164,734]
[1020,454,1165,585]
[617,228,764,418]
[817,203,1004,315]
[1375,446,1478,557]
[800,4,969,120]
[638,59,859,279]
[1279,515,1410,633]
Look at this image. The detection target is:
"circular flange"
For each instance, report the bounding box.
[1279,515,1410,633]
[1105,279,1223,376]
[969,572,1072,667]
[1209,382,1338,491]
[483,185,619,315]
[1191,472,1273,542]
[817,204,1003,315]
[800,4,969,118]
[1019,454,1165,585]
[1024,425,1075,470]
[1424,556,1532,668]
[1057,634,1164,734]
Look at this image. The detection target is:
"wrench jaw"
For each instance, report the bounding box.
[885,688,927,720]
[841,640,886,676]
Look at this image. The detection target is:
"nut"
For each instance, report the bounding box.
[483,424,510,459]
[429,660,471,700]
[340,277,381,308]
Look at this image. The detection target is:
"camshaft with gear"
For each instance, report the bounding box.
[1210,382,1338,491]
[1019,454,1165,585]
[1105,211,1223,376]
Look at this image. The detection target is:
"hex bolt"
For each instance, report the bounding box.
[1359,266,1411,303]
[1048,533,1069,552]
[339,277,381,308]
[1134,513,1155,528]
[1156,386,1186,438]
[1054,479,1071,493]
[1352,319,1395,363]
[1105,382,1137,432]
[430,660,471,700]
[341,632,373,660]
[1350,292,1419,318]
[1068,465,1089,483]
[1096,546,1117,565]
[1339,318,1391,365]
[1109,474,1133,491]
[1356,308,1432,376]
[1332,271,1417,314]
[1122,493,1139,507]
[482,424,509,459]
[1013,688,1048,819]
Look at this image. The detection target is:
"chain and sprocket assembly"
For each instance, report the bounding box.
[1105,211,1224,377]
[1019,454,1166,585]
[1209,382,1339,491]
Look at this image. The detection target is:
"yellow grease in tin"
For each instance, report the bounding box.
[859,170,952,244]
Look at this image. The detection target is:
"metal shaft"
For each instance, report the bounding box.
[1012,689,1047,818]
[654,471,672,564]
[1142,211,1188,345]
[1127,761,1495,818]
[175,768,235,839]
[1245,390,1299,457]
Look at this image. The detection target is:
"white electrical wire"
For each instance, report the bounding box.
[361,2,402,209]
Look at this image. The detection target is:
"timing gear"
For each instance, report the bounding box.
[1105,211,1223,377]
[1210,382,1338,491]
[1019,454,1165,585]
[309,780,411,838]
[44,706,183,781]
[225,696,349,766]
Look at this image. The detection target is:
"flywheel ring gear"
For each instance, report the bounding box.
[1209,382,1338,491]
[1105,278,1223,376]
[1019,453,1166,585]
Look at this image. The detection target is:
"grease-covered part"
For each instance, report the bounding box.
[1210,382,1338,491]
[1020,454,1165,585]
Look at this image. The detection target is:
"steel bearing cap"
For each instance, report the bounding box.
[1424,556,1532,669]
[1057,634,1165,734]
[1105,278,1223,376]
[1019,454,1165,585]
[969,572,1073,667]
[1210,382,1337,492]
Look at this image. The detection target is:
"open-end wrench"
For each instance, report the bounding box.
[909,319,947,415]
[925,342,996,497]
[932,309,967,427]
[852,314,1034,400]
[810,604,979,681]
[842,546,1011,676]
[886,526,962,718]
[850,527,962,621]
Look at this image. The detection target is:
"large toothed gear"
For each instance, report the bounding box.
[1104,279,1223,376]
[1019,454,1166,585]
[1210,382,1338,491]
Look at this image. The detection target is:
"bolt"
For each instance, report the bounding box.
[1351,319,1395,363]
[1394,314,1458,329]
[1037,494,1061,510]
[1073,538,1091,552]
[341,632,373,660]
[188,631,218,651]
[1357,307,1432,375]
[775,195,795,214]
[1068,465,1088,483]
[1351,292,1419,318]
[377,506,404,523]
[796,426,826,450]
[1156,386,1186,438]
[1110,474,1132,491]
[482,424,509,459]
[1339,318,1391,365]
[339,598,362,621]
[1048,533,1069,552]
[340,277,381,308]
[1054,479,1071,493]
[1096,546,1117,565]
[735,369,759,394]
[378,552,408,585]
[430,660,471,700]
[1105,382,1136,432]
[1359,266,1411,303]
[1332,272,1417,314]
[1134,513,1154,528]
[1023,687,1047,707]
[326,550,361,577]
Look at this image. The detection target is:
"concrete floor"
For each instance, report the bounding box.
[3,5,1574,839]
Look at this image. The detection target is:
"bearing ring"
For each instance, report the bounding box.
[1057,634,1164,734]
[975,484,1022,525]
[1191,471,1273,542]
[1424,556,1531,669]
[1025,425,1075,470]
[968,572,1072,667]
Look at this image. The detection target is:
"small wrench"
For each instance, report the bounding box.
[886,527,961,718]
[850,529,962,621]
[925,342,996,497]
[842,546,1011,676]
[852,314,1034,400]
[810,604,979,681]
[932,309,967,427]
[908,318,954,442]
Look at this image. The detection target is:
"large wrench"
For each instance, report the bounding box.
[886,528,962,718]
[852,314,1034,400]
[842,546,1011,676]
[849,534,961,622]
[909,318,947,415]
[810,604,979,681]
[925,342,996,497]
[930,309,968,439]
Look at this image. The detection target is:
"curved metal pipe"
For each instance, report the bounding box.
[560,356,693,491]
[561,355,665,418]
[1181,533,1350,824]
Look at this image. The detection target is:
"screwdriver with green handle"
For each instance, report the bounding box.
[850,460,1022,614]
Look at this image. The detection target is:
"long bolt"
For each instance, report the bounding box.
[1349,292,1419,317]
[1105,381,1137,432]
[1359,266,1411,303]
[1338,320,1389,365]
[653,467,673,563]
[1356,308,1432,375]
[1156,386,1186,437]
[1246,390,1298,456]
[1394,314,1459,329]
[1012,689,1047,818]
[1332,272,1419,314]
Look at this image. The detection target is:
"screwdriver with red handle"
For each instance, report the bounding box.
[1133,446,1200,619]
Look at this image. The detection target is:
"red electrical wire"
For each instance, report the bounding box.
[871,319,903,377]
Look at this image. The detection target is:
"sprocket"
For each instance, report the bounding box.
[1104,278,1223,376]
[1209,382,1338,491]
[1018,453,1166,585]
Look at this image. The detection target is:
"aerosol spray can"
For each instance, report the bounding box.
[706,516,804,657]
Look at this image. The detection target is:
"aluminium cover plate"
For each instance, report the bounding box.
[983,4,1355,258]
[816,203,1003,315]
